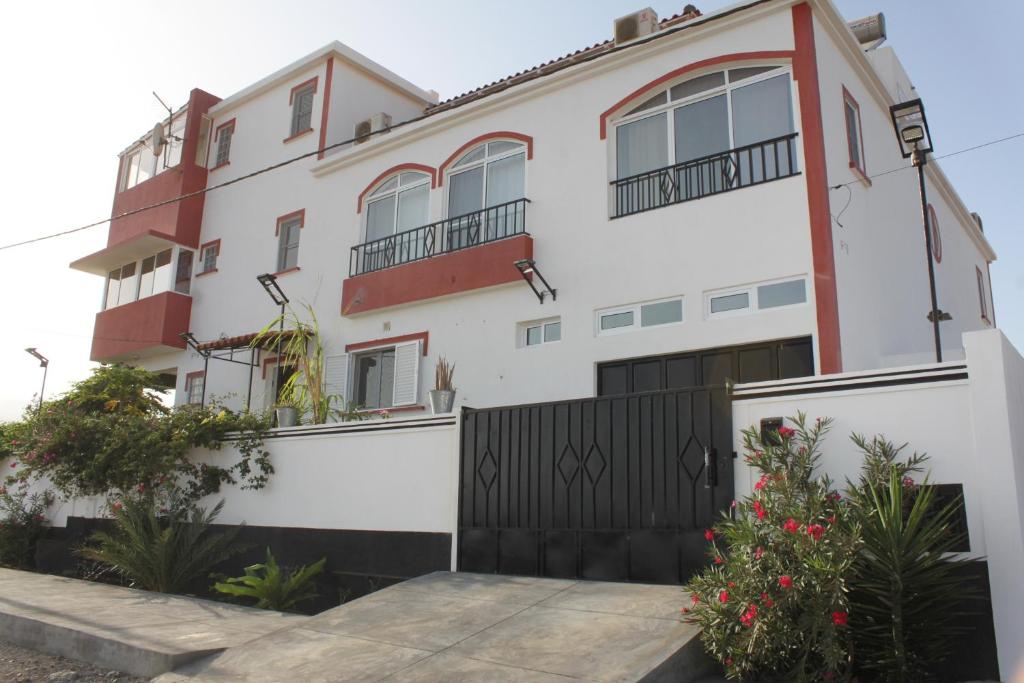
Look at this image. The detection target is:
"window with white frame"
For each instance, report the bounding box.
[276,213,303,272]
[103,248,175,310]
[706,277,807,318]
[329,339,421,411]
[518,318,561,348]
[214,121,234,167]
[185,373,205,405]
[596,297,684,335]
[290,83,315,137]
[843,91,865,175]
[120,116,188,191]
[200,241,219,273]
[613,66,795,195]
[365,172,431,244]
[446,140,528,248]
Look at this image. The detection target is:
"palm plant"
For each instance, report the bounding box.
[213,548,325,611]
[78,497,245,594]
[846,437,979,681]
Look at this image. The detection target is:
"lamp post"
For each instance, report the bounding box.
[256,274,289,415]
[889,99,950,363]
[24,348,48,413]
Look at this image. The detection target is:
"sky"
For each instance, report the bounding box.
[0,0,1021,421]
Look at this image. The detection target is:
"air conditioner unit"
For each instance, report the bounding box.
[614,8,659,45]
[354,112,393,144]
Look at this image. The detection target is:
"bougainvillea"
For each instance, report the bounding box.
[683,413,860,681]
[0,483,54,569]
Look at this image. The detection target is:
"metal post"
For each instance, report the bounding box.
[913,148,943,363]
[246,347,255,411]
[201,352,209,407]
[38,363,48,413]
[271,303,285,418]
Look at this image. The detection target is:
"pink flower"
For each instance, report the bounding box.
[777,426,795,439]
[783,518,800,533]
[754,474,770,491]
[713,555,724,565]
[902,476,915,488]
[730,499,737,509]
[691,594,699,605]
[754,546,764,560]
[9,462,16,469]
[779,575,793,589]
[704,528,715,542]
[832,611,848,627]
[719,590,729,604]
[33,514,45,523]
[727,581,736,588]
[112,501,123,512]
[753,500,766,520]
[740,603,758,627]
[136,483,146,493]
[806,523,825,541]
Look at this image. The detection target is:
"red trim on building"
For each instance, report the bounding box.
[210,118,236,170]
[841,85,869,184]
[272,266,301,277]
[288,77,319,104]
[214,118,235,141]
[792,2,842,374]
[437,132,534,186]
[341,234,533,315]
[90,291,192,362]
[275,209,305,236]
[184,370,205,389]
[197,238,221,276]
[345,332,430,356]
[597,51,794,140]
[317,58,334,161]
[356,163,438,213]
[283,128,314,144]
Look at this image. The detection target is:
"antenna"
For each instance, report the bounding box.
[151,91,180,167]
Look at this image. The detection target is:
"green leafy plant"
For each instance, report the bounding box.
[684,414,860,681]
[213,548,325,611]
[3,365,272,508]
[78,496,245,594]
[845,436,980,682]
[0,483,54,569]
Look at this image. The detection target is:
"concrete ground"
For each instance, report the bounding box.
[0,568,304,679]
[158,571,715,682]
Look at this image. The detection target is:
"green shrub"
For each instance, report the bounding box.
[684,414,859,681]
[845,436,980,682]
[213,548,325,611]
[79,496,245,594]
[0,484,54,569]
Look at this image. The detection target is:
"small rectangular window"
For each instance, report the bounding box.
[520,318,561,347]
[843,87,865,177]
[277,217,302,272]
[640,299,683,327]
[200,242,219,273]
[290,85,315,136]
[354,348,396,409]
[597,298,684,335]
[186,373,205,405]
[174,249,194,295]
[601,311,634,331]
[710,292,749,314]
[526,325,542,346]
[215,124,233,167]
[757,279,806,309]
[544,321,561,342]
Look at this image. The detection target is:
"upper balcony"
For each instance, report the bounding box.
[90,291,192,362]
[341,198,533,315]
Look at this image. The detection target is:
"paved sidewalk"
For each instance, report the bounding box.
[0,568,304,678]
[159,572,714,682]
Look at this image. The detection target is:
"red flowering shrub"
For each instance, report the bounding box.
[684,413,860,681]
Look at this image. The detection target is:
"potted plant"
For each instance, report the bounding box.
[274,398,299,428]
[429,357,456,414]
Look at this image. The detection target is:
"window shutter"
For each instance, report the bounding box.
[324,354,350,416]
[392,341,420,406]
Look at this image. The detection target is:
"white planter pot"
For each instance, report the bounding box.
[429,390,456,414]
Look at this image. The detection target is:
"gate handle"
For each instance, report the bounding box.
[704,446,718,489]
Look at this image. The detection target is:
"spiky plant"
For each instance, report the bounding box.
[845,437,979,682]
[213,547,325,611]
[79,497,244,594]
[434,357,455,392]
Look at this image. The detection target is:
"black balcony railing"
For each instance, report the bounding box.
[349,198,530,276]
[611,133,800,218]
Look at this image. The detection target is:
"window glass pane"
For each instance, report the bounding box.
[153,249,173,294]
[526,326,542,346]
[216,129,232,166]
[626,91,667,116]
[278,222,300,271]
[710,292,749,314]
[118,262,138,306]
[135,150,153,185]
[616,112,668,178]
[105,269,121,310]
[366,195,396,242]
[486,141,524,156]
[448,166,484,216]
[165,118,185,168]
[641,299,683,326]
[485,152,525,207]
[371,177,399,196]
[845,103,861,168]
[292,88,314,134]
[379,349,395,408]
[138,256,155,299]
[757,280,806,309]
[600,311,634,330]
[674,94,729,162]
[728,66,779,82]
[125,153,140,189]
[453,146,486,168]
[544,321,561,342]
[174,250,193,294]
[397,183,429,232]
[355,349,395,409]
[202,246,217,272]
[670,72,725,101]
[399,172,428,186]
[731,74,793,147]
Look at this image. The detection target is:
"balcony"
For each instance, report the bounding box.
[342,199,533,315]
[611,133,800,218]
[90,291,191,362]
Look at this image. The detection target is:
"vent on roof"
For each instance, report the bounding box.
[971,212,984,233]
[614,8,659,45]
[354,113,392,144]
[847,13,886,49]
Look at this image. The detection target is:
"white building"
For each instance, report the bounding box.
[71,0,996,416]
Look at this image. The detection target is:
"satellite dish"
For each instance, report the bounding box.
[150,122,167,155]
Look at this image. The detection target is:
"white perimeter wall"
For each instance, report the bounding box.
[733,329,1024,677]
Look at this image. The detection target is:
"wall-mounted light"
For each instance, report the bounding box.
[256,272,289,306]
[514,259,557,304]
[24,347,48,413]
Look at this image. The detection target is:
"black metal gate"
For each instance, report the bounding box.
[458,387,732,584]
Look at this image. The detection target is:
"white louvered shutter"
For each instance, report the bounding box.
[324,354,350,418]
[392,341,420,406]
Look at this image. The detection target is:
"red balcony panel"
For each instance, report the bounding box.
[341,234,533,315]
[91,291,192,362]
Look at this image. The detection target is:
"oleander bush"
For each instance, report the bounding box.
[0,483,54,569]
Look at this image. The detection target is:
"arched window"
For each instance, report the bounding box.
[446,140,526,217]
[364,171,431,243]
[611,65,797,215]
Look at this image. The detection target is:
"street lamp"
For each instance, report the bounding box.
[24,348,48,413]
[889,99,950,362]
[256,274,289,415]
[513,259,557,304]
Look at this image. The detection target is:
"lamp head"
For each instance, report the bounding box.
[889,98,933,158]
[25,347,48,367]
[256,273,288,305]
